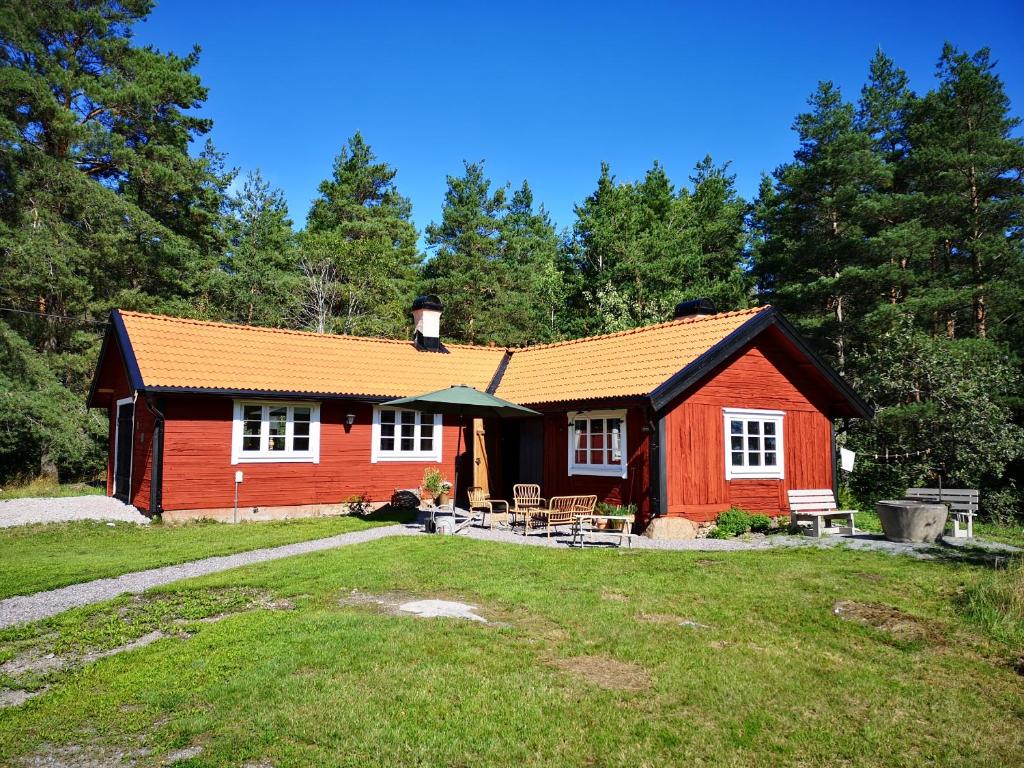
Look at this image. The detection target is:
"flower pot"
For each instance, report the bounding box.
[420,489,435,505]
[438,492,450,506]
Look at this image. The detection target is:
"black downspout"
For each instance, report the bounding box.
[648,407,667,518]
[144,395,165,518]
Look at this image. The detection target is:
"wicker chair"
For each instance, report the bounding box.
[527,495,597,538]
[467,486,510,528]
[512,484,546,530]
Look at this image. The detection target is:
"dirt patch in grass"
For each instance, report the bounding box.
[600,590,628,602]
[550,654,652,692]
[833,600,944,644]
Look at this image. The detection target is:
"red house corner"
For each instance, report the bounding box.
[86,297,871,525]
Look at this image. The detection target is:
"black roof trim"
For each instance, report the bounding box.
[485,351,512,394]
[86,311,144,408]
[649,307,872,419]
[112,309,145,391]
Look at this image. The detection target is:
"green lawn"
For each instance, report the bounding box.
[0,479,104,500]
[0,538,1021,767]
[0,510,413,600]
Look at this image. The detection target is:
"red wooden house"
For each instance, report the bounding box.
[87,297,870,524]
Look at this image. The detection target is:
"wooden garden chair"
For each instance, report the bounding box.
[527,495,597,538]
[467,486,510,529]
[904,488,978,538]
[512,484,546,531]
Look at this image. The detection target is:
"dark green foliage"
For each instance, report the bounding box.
[424,162,564,345]
[753,44,1024,523]
[0,0,231,484]
[749,514,772,533]
[0,322,105,482]
[298,133,422,336]
[562,158,749,337]
[709,507,752,538]
[212,171,300,327]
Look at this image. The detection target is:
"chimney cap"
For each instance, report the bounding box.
[412,294,443,312]
[674,298,717,319]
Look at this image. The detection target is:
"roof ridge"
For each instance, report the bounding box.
[509,306,770,352]
[115,310,504,352]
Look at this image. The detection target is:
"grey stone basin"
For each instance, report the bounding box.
[875,500,948,543]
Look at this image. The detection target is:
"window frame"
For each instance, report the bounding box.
[231,400,321,464]
[722,407,784,480]
[567,409,628,478]
[371,407,443,463]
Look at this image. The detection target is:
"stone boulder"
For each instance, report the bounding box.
[641,516,698,541]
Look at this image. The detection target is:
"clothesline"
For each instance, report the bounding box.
[858,448,933,461]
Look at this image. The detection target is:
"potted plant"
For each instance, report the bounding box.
[421,467,443,504]
[438,480,452,506]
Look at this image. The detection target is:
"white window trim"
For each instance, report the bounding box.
[371,407,443,463]
[113,396,135,497]
[231,400,320,464]
[723,407,784,480]
[567,409,628,478]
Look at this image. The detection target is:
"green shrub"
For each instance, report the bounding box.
[712,508,752,537]
[749,514,772,533]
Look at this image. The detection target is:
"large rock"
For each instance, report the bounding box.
[642,516,698,541]
[875,500,948,543]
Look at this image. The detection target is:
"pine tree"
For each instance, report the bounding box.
[216,170,300,327]
[496,181,565,344]
[752,82,888,369]
[0,0,231,481]
[423,161,507,344]
[299,133,422,336]
[908,44,1024,341]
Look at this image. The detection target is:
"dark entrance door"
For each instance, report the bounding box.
[113,401,134,501]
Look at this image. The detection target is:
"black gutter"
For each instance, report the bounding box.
[485,351,512,394]
[143,395,165,518]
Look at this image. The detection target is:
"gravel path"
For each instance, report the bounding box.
[0,495,147,528]
[3,508,1017,630]
[0,521,419,629]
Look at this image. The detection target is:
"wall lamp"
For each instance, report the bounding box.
[344,412,356,427]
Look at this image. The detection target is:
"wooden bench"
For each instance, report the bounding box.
[787,489,857,537]
[904,488,978,538]
[527,495,597,538]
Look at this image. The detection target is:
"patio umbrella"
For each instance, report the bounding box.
[382,385,540,527]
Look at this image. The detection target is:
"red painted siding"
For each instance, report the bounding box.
[540,407,650,517]
[662,331,834,521]
[159,397,464,511]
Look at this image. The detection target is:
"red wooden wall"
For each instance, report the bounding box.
[662,331,834,521]
[540,407,650,517]
[159,397,464,512]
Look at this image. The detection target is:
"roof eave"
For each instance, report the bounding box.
[648,308,872,419]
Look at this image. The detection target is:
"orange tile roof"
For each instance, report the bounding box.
[493,307,770,405]
[118,311,506,398]
[115,307,770,403]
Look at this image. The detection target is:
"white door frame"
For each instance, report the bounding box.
[113,396,135,500]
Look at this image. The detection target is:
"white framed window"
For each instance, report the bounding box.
[723,408,784,480]
[568,410,627,478]
[371,407,442,463]
[231,401,320,464]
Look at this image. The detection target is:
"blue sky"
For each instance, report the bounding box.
[135,1,1024,239]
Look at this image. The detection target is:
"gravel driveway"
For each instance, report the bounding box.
[0,495,147,528]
